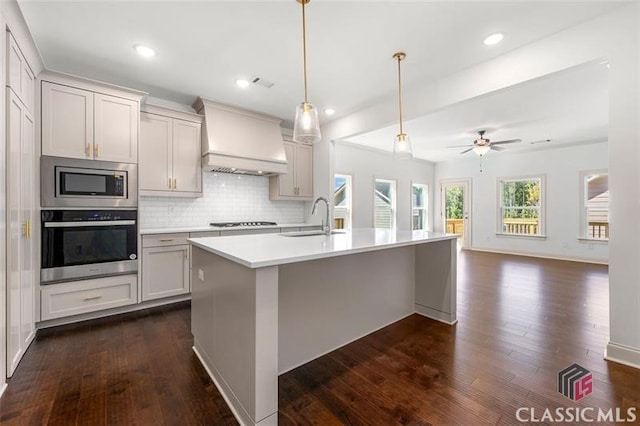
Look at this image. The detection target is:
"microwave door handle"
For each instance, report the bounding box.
[44,220,136,228]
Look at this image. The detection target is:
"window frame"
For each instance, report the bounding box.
[333,173,353,230]
[496,174,546,238]
[373,177,397,230]
[579,169,609,242]
[411,182,429,231]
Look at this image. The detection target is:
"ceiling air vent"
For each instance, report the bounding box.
[252,77,274,88]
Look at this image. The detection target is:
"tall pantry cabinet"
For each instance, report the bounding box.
[5,30,36,377]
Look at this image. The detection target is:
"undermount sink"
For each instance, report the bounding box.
[280,230,346,237]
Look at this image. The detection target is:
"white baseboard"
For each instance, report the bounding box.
[415,304,457,325]
[469,246,608,265]
[605,342,640,369]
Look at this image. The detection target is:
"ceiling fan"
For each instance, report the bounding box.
[449,130,522,156]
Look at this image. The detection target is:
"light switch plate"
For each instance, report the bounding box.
[198,269,204,281]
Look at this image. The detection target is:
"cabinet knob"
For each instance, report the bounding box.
[85,143,92,157]
[95,144,100,158]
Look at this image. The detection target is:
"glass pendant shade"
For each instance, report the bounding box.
[393,133,413,160]
[293,101,321,144]
[473,145,491,156]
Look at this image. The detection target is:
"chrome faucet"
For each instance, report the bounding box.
[312,196,330,235]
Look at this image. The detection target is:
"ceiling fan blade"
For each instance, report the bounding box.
[447,144,473,149]
[529,139,552,145]
[490,145,505,151]
[459,147,474,154]
[491,139,522,145]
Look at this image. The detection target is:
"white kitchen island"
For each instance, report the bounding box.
[189,229,458,426]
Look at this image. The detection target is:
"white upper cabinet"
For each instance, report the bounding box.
[40,74,142,164]
[41,82,93,160]
[94,93,138,163]
[269,140,313,200]
[139,105,202,197]
[7,31,35,112]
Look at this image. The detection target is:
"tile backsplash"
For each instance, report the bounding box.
[139,173,306,229]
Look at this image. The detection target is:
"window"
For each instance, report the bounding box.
[411,183,428,230]
[374,179,396,230]
[333,174,352,229]
[498,176,544,236]
[581,171,608,240]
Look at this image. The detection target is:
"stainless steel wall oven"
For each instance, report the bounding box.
[41,210,138,284]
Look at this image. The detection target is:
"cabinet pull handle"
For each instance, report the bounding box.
[26,220,31,239]
[95,144,100,157]
[159,238,174,242]
[22,221,28,237]
[173,178,177,189]
[83,295,102,301]
[168,178,172,189]
[85,143,92,157]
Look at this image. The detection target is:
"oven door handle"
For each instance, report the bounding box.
[44,220,136,228]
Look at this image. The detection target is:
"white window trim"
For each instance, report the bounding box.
[373,177,397,230]
[496,174,546,237]
[578,169,609,242]
[410,181,429,231]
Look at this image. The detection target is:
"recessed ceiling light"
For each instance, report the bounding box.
[483,33,504,46]
[235,79,250,89]
[134,44,155,58]
[324,108,335,116]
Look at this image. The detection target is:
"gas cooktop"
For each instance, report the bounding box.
[210,221,278,228]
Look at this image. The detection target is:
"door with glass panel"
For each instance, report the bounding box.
[440,180,471,248]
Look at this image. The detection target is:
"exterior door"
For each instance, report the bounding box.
[441,180,471,249]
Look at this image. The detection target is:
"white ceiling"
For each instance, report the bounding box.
[18,0,622,137]
[343,61,609,162]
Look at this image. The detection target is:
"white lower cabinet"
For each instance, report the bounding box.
[41,275,137,321]
[142,234,190,301]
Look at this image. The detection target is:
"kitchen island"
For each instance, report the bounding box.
[189,229,457,426]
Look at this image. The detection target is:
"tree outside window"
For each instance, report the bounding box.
[499,177,544,236]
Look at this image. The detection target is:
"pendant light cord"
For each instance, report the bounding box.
[302,0,309,103]
[396,54,404,135]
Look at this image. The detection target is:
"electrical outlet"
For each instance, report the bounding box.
[198,269,204,281]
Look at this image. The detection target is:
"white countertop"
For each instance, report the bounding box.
[139,223,315,235]
[189,228,457,268]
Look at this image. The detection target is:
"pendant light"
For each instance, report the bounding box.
[392,52,413,160]
[293,0,321,144]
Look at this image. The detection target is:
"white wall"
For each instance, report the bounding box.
[435,142,608,263]
[334,142,435,231]
[315,4,640,368]
[139,172,305,229]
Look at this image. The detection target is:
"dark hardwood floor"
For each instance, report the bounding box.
[2,250,640,425]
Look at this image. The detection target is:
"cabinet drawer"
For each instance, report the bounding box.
[189,231,220,238]
[220,228,280,236]
[41,274,137,321]
[142,233,189,247]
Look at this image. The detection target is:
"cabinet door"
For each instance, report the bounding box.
[172,119,202,193]
[142,245,190,301]
[41,82,94,159]
[6,90,35,377]
[278,142,296,197]
[94,93,138,163]
[295,143,313,198]
[140,112,172,191]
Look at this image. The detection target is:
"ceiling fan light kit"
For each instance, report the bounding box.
[293,0,322,144]
[393,52,413,160]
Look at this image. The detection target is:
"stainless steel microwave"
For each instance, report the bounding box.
[41,156,137,208]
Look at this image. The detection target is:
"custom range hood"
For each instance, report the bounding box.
[193,97,288,176]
